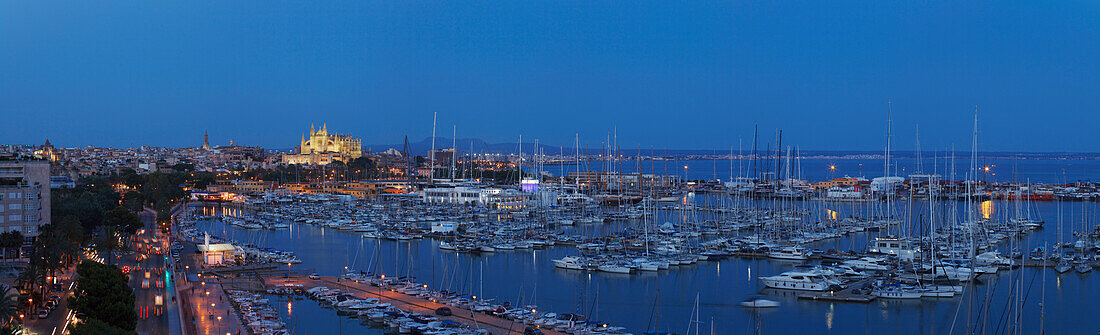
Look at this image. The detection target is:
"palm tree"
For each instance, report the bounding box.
[95,225,125,266]
[0,285,18,327]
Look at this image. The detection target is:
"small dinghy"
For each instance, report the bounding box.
[740,296,780,308]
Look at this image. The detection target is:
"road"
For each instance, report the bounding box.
[22,273,76,335]
[129,210,174,335]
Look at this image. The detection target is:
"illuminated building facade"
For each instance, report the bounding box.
[283,123,363,165]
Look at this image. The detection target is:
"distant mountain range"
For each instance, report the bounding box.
[363,137,558,156]
[353,137,1100,159]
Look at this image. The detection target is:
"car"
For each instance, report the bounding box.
[37,309,49,319]
[50,295,61,303]
[434,307,452,316]
[44,301,56,309]
[524,326,544,335]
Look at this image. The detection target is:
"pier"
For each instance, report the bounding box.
[220,274,569,335]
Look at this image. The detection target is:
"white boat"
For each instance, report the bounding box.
[758,272,833,291]
[873,285,923,299]
[767,246,811,260]
[631,259,660,272]
[552,256,585,270]
[598,264,632,274]
[739,296,780,308]
[868,236,920,261]
[1055,260,1072,273]
[843,258,890,271]
[919,287,956,298]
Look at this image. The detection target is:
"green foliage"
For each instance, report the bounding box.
[69,317,135,335]
[119,169,143,188]
[52,191,106,232]
[53,216,85,244]
[69,260,137,332]
[94,225,126,266]
[171,163,195,172]
[105,207,143,235]
[0,285,19,327]
[0,232,22,260]
[122,191,144,212]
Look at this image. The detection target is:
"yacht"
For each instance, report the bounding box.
[767,246,811,260]
[843,257,889,271]
[758,271,834,291]
[552,256,585,270]
[868,236,920,261]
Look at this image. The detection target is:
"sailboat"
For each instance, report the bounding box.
[1054,180,1072,274]
[868,103,920,262]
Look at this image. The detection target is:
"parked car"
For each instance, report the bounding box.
[524,326,544,335]
[37,309,49,319]
[434,307,452,316]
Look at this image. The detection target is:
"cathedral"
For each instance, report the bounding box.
[282,123,363,165]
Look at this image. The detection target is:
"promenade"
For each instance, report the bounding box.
[174,239,247,335]
[223,274,568,335]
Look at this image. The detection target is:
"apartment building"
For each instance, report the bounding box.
[0,156,50,237]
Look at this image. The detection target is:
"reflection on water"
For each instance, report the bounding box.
[981,200,993,219]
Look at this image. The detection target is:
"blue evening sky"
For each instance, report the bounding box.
[1,1,1098,152]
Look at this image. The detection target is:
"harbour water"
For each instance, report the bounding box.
[193,197,1099,334]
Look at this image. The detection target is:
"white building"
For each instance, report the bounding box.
[421,186,532,208]
[826,186,864,199]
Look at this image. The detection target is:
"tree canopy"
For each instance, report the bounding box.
[69,260,137,332]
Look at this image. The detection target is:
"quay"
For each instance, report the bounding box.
[219,274,569,335]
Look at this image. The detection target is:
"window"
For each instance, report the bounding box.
[7,215,17,222]
[8,204,20,210]
[23,193,34,200]
[23,215,35,222]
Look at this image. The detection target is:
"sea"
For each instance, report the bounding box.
[541,158,1100,184]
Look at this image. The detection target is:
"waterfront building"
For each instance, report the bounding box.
[421,186,530,208]
[283,123,363,165]
[206,180,279,194]
[826,185,865,199]
[198,233,236,265]
[814,176,868,189]
[0,155,50,237]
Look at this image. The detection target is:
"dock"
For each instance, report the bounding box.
[222,274,568,335]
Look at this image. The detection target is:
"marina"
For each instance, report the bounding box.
[177,184,1100,334]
